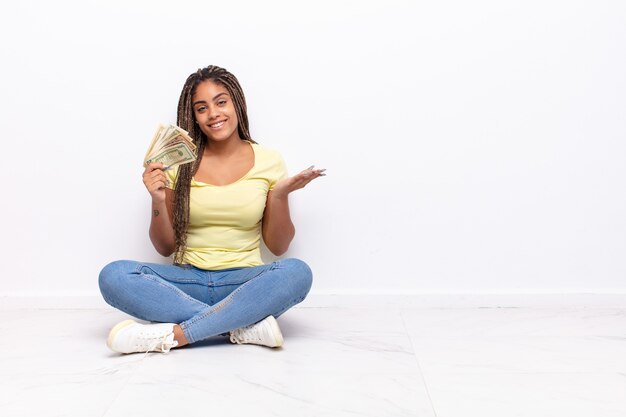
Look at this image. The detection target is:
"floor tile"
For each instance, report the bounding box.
[103,370,434,417]
[407,335,626,373]
[3,303,626,417]
[422,372,626,417]
[400,308,626,338]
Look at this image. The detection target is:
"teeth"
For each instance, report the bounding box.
[210,121,225,128]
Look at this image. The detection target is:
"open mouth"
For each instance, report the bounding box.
[208,120,226,129]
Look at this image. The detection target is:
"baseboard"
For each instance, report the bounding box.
[1,290,626,309]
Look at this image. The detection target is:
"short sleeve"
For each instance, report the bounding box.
[268,152,288,191]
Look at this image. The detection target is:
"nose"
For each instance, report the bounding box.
[207,105,221,119]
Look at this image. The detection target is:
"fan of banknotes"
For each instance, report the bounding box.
[143,124,197,169]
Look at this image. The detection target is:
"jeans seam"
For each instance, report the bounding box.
[185,283,243,326]
[218,265,272,286]
[179,260,308,342]
[181,280,250,341]
[102,293,145,321]
[137,264,205,285]
[140,274,208,307]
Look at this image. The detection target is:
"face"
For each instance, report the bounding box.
[192,80,240,143]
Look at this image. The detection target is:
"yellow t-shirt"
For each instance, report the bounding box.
[165,142,288,270]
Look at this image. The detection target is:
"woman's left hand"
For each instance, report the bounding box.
[271,165,326,199]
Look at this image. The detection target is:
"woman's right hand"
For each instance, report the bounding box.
[142,163,169,202]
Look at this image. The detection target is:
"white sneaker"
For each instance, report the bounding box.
[230,316,284,348]
[107,319,178,354]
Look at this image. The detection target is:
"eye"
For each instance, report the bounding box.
[196,106,207,113]
[218,100,227,106]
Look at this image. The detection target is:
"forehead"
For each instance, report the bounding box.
[192,80,229,101]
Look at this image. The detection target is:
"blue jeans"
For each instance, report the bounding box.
[98,258,313,344]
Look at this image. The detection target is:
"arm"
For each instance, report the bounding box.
[149,188,176,256]
[143,163,176,256]
[262,191,295,256]
[262,166,325,256]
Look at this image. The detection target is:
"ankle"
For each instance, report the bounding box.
[173,325,189,347]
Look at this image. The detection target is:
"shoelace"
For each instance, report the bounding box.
[229,330,240,344]
[230,326,261,344]
[141,334,178,359]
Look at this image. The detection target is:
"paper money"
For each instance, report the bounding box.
[144,124,197,169]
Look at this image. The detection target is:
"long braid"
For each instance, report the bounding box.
[171,66,255,265]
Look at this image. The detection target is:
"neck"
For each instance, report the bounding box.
[204,136,247,157]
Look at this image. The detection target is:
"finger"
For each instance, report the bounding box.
[144,175,164,189]
[301,166,325,176]
[144,172,167,189]
[145,170,167,184]
[293,173,321,188]
[147,162,166,170]
[143,162,166,175]
[148,180,168,192]
[153,176,169,188]
[299,169,324,179]
[148,169,167,181]
[286,168,325,189]
[306,170,325,178]
[299,165,317,175]
[305,169,326,181]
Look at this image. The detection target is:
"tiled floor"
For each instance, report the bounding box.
[1,299,625,416]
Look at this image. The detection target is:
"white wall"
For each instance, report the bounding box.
[1,0,625,296]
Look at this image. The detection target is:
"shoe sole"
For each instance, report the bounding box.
[266,316,284,348]
[106,319,137,351]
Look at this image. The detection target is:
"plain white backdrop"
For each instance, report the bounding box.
[0,0,625,297]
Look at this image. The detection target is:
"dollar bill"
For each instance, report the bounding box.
[144,142,196,168]
[144,124,197,168]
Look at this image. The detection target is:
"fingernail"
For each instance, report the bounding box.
[307,165,315,170]
[319,168,327,173]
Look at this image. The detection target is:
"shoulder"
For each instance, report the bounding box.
[251,142,283,162]
[250,143,288,185]
[251,143,286,171]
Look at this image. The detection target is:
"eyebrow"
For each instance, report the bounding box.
[192,92,228,106]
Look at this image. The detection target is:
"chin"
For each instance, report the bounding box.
[209,134,233,142]
[214,130,240,141]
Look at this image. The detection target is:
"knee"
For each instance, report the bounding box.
[280,258,313,297]
[98,260,135,300]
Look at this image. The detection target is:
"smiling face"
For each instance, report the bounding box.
[192,80,240,143]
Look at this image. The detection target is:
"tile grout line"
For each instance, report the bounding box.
[399,309,439,417]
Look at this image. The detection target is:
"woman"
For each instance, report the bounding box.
[99,65,324,354]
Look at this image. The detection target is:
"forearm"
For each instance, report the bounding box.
[262,192,295,256]
[149,199,176,257]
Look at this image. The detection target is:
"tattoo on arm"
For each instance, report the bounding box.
[153,209,160,217]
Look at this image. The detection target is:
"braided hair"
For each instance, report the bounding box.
[173,65,256,264]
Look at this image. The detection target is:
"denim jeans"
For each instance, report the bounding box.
[98,258,313,344]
